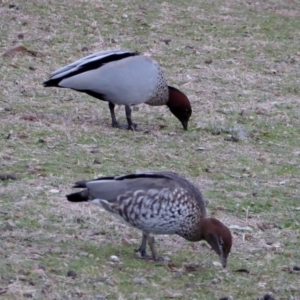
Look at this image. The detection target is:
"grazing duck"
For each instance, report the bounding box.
[43,50,192,130]
[66,171,232,267]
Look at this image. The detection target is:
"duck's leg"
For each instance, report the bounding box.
[135,232,164,261]
[147,234,164,262]
[135,232,152,259]
[108,102,119,128]
[108,103,136,130]
[125,105,137,131]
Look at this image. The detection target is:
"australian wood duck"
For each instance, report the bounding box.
[43,50,192,130]
[66,171,232,267]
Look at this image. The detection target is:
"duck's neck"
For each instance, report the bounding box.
[166,86,183,107]
[179,219,207,242]
[183,218,224,242]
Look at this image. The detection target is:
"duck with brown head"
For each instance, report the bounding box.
[43,50,192,130]
[199,218,232,268]
[66,171,232,267]
[167,86,192,130]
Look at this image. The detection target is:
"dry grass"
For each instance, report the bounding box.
[1,0,300,299]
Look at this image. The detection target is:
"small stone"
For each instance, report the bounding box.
[212,261,222,267]
[23,292,33,298]
[263,295,275,300]
[67,270,77,278]
[9,4,19,9]
[160,256,171,262]
[234,268,250,274]
[38,264,46,270]
[229,225,252,231]
[17,33,24,39]
[293,266,300,271]
[81,46,89,52]
[133,277,148,284]
[242,31,252,37]
[93,159,101,165]
[95,294,107,300]
[90,149,100,154]
[185,45,194,49]
[0,173,18,181]
[122,14,128,19]
[143,129,151,134]
[3,222,14,231]
[38,138,45,143]
[49,189,59,194]
[224,135,239,142]
[211,278,220,284]
[110,255,120,262]
[76,217,85,224]
[205,58,213,64]
[160,39,171,45]
[33,268,46,276]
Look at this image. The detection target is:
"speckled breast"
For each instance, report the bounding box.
[145,61,169,106]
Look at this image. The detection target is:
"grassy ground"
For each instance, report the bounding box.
[1,0,300,299]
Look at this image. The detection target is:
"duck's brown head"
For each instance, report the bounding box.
[166,86,192,130]
[201,218,232,268]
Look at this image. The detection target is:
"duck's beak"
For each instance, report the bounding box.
[219,254,227,268]
[181,120,188,130]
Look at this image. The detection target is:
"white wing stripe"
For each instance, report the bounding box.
[50,49,133,79]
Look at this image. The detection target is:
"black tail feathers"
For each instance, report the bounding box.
[66,191,88,202]
[43,79,61,87]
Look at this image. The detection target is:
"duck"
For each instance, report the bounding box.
[66,171,232,267]
[43,50,192,130]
